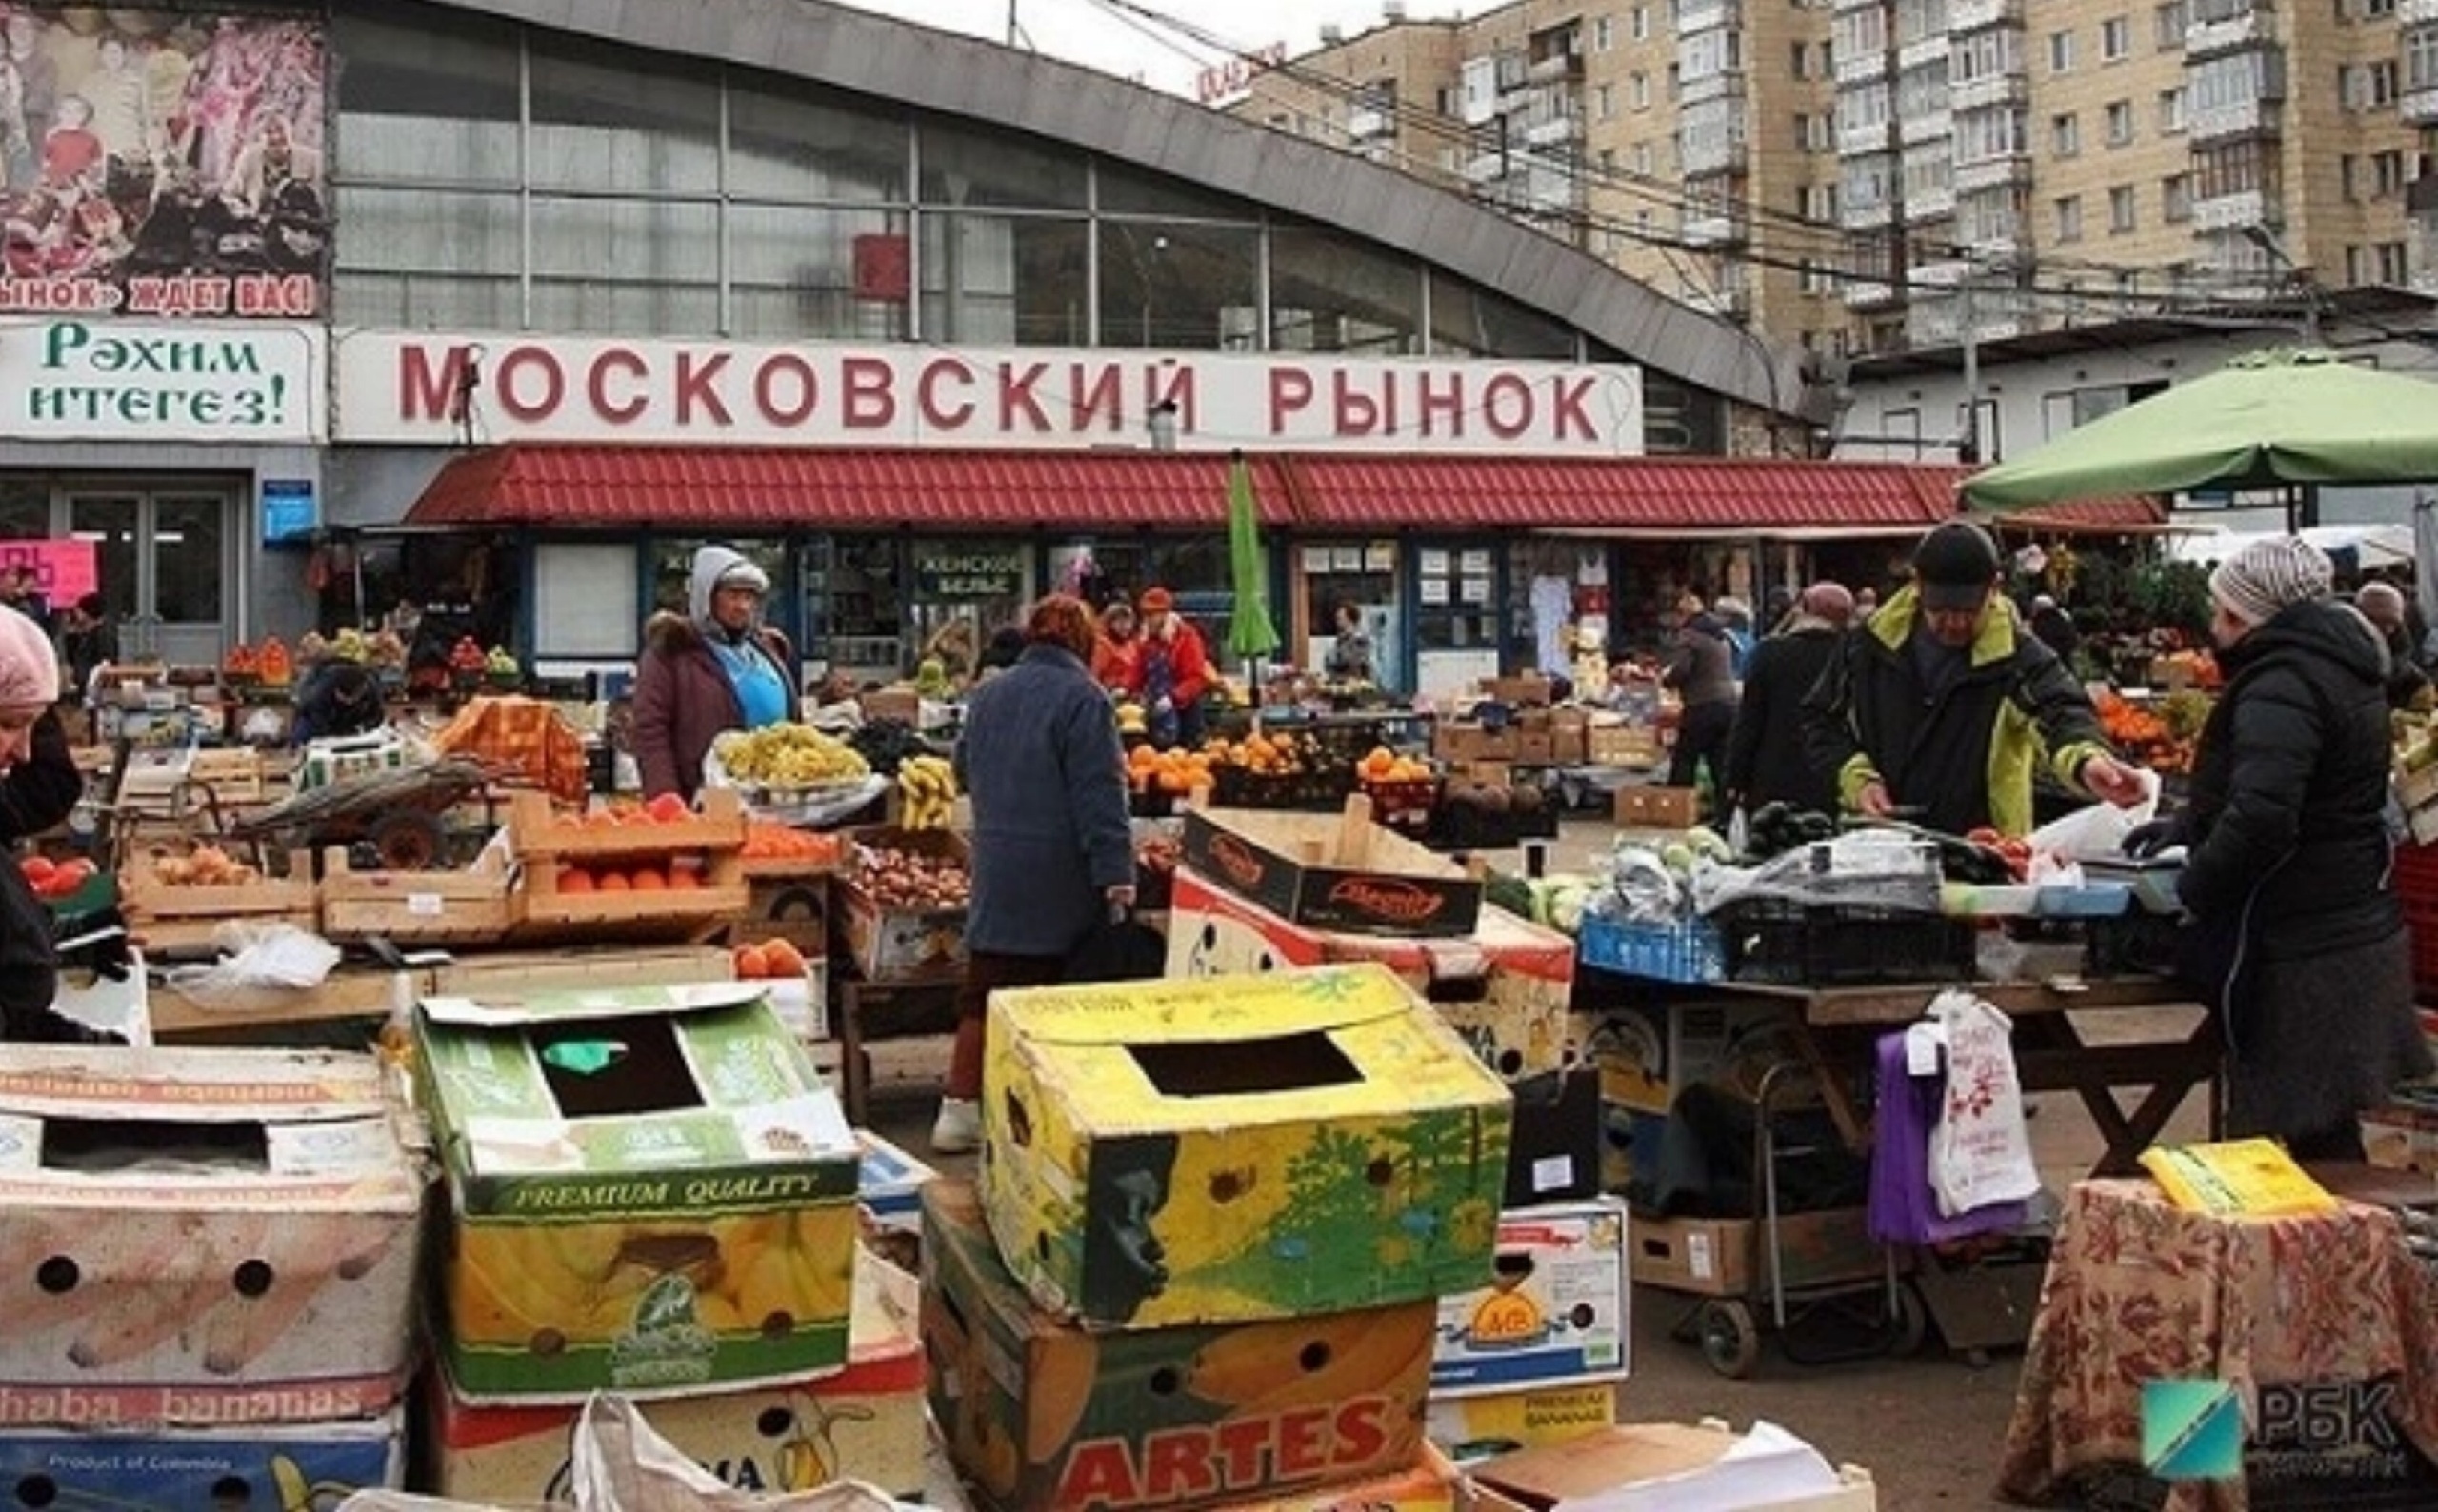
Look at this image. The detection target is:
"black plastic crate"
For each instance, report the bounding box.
[2085,912,2184,978]
[1717,899,1978,985]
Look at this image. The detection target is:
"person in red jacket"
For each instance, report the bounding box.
[1136,587,1209,748]
[1091,596,1144,695]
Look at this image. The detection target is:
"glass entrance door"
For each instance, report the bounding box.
[68,487,233,666]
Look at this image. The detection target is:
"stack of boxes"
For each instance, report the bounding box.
[925,963,1515,1512]
[410,978,930,1503]
[0,1044,426,1503]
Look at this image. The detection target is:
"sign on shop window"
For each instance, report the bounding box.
[0,319,324,441]
[914,547,1025,600]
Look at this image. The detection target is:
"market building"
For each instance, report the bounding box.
[0,0,2151,694]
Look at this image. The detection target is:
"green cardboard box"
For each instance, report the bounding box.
[415,981,861,1402]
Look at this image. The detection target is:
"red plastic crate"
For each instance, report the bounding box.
[2394,841,2438,1001]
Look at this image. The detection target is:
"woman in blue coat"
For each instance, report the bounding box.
[931,594,1136,1153]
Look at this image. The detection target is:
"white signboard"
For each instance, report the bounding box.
[0,319,325,443]
[332,331,1645,457]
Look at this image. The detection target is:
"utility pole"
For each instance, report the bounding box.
[1958,263,1979,465]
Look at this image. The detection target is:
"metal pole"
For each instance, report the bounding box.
[1959,264,1980,466]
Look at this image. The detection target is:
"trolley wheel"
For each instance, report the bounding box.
[1887,1280,1929,1358]
[370,810,447,871]
[1698,1299,1761,1378]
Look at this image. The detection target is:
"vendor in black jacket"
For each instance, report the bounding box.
[1802,521,2148,838]
[1722,582,1852,819]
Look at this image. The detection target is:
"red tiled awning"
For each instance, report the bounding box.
[1286,455,1970,532]
[404,445,1297,529]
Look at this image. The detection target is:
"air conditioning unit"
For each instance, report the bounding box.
[1321,23,1344,43]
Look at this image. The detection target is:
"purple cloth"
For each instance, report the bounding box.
[1868,1030,2028,1245]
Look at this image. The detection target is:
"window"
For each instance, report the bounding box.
[2348,60,2401,108]
[2052,112,2081,156]
[1594,15,1614,50]
[1633,141,1654,174]
[1634,5,1651,39]
[2109,184,2136,230]
[2376,60,2400,105]
[1597,148,1617,175]
[2106,99,2134,144]
[2159,87,2187,132]
[2343,154,2362,199]
[2369,0,2398,14]
[1629,72,1649,109]
[2377,149,2408,196]
[2409,28,2438,90]
[2155,0,2187,46]
[2381,241,2409,281]
[2347,245,2368,284]
[2049,30,2075,72]
[1790,40,1809,78]
[2055,194,2083,240]
[2101,16,2129,59]
[1599,82,1618,119]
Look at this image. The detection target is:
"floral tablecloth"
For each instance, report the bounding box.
[1998,1178,2438,1511]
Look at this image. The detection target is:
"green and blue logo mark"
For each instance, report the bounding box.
[2143,1380,2244,1481]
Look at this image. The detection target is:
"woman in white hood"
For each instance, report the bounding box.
[632,546,797,799]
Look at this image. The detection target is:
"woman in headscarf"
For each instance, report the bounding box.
[632,546,797,800]
[930,594,1134,1153]
[0,604,86,1039]
[2126,536,2433,1157]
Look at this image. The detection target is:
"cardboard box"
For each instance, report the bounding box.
[319,838,517,945]
[426,1249,927,1505]
[1513,733,1556,766]
[1181,807,1482,938]
[415,981,861,1401]
[1197,1443,1465,1512]
[1586,725,1660,767]
[1549,726,1589,766]
[1483,676,1554,707]
[1613,786,1701,831]
[982,964,1513,1330]
[1166,868,1574,1084]
[924,1180,1436,1512]
[0,1405,404,1506]
[1425,1383,1619,1462]
[0,1045,423,1415]
[1627,1209,1880,1299]
[1471,1424,1878,1512]
[2360,1103,2438,1175]
[426,945,734,995]
[837,829,971,983]
[1432,1200,1630,1397]
[1432,726,1518,765]
[858,1130,937,1235]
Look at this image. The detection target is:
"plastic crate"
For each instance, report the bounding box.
[1578,912,1726,985]
[2398,841,2438,1002]
[1716,899,1978,985]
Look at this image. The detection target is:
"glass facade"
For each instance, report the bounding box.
[329,3,1593,364]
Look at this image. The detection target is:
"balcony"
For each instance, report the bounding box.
[2406,0,2438,22]
[1349,107,1393,140]
[1898,35,1948,71]
[1900,108,1954,146]
[2186,11,2268,55]
[1911,258,1972,288]
[1681,283,1752,318]
[1682,209,1749,247]
[1680,70,1747,106]
[1845,278,1906,308]
[1906,183,1958,218]
[1681,137,1749,176]
[1950,0,2024,28]
[1528,49,1585,83]
[1524,112,1580,146]
[1953,153,2034,192]
[2190,98,2281,142]
[2191,188,2269,231]
[1835,49,1890,86]
[1950,71,2030,110]
[2406,86,2438,126]
[1840,121,1896,155]
[1465,150,1507,184]
[1840,199,1898,229]
[1678,0,1741,30]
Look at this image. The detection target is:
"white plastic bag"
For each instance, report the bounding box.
[2028,768,2162,861]
[160,922,342,1007]
[570,1392,917,1512]
[1925,989,2042,1217]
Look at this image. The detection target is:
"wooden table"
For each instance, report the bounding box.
[1722,973,2222,1180]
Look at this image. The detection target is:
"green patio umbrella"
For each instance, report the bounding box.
[1960,349,2438,513]
[1224,451,1280,665]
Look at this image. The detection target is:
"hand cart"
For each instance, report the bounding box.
[225,755,518,872]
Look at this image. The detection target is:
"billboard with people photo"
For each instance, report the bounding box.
[0,8,326,319]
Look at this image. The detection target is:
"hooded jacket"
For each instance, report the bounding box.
[1,712,82,1037]
[2179,596,2401,962]
[1723,615,1844,815]
[631,547,797,800]
[1801,586,2110,838]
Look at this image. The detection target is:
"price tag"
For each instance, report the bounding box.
[407,893,444,918]
[1531,1154,1575,1193]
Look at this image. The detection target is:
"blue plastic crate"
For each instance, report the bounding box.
[1578,912,1725,985]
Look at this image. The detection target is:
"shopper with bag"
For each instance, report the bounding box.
[930,594,1136,1155]
[2124,536,2433,1157]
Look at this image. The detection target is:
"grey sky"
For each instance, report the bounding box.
[830,0,1469,97]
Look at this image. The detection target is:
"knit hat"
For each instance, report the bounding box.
[2210,536,2332,626]
[1912,521,2003,612]
[1139,587,1175,613]
[0,604,57,707]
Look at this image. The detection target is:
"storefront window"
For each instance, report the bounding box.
[919,124,1089,211]
[651,538,788,622]
[0,481,46,541]
[730,206,912,342]
[530,198,720,336]
[1429,273,1578,359]
[908,538,1033,680]
[335,186,521,331]
[920,214,1089,346]
[1098,220,1260,350]
[807,535,909,677]
[529,32,721,196]
[1298,540,1400,682]
[1095,162,1254,221]
[532,541,639,662]
[728,83,909,203]
[1269,224,1424,354]
[333,6,522,188]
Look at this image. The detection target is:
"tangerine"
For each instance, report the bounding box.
[596,871,633,892]
[557,866,596,893]
[734,944,771,979]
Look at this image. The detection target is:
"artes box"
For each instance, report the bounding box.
[1165,866,1575,1087]
[981,964,1512,1331]
[1180,807,1481,938]
[923,1179,1434,1512]
[0,1044,424,1418]
[415,981,861,1403]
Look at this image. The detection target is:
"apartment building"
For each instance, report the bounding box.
[1234,0,2432,361]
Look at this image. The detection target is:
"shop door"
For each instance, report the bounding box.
[68,488,232,666]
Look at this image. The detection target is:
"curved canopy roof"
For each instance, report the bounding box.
[433,0,1825,422]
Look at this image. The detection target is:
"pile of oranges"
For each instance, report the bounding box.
[553,860,710,894]
[1355,746,1434,785]
[733,937,812,979]
[1204,731,1309,776]
[742,823,846,866]
[1127,743,1216,796]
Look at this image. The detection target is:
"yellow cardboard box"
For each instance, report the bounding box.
[426,1248,927,1504]
[982,964,1513,1329]
[925,1180,1436,1512]
[416,982,862,1401]
[1425,1383,1620,1463]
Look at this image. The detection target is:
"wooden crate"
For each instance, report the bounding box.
[119,846,317,958]
[116,746,269,808]
[504,788,748,942]
[426,944,734,995]
[319,837,517,945]
[734,874,835,957]
[836,828,970,984]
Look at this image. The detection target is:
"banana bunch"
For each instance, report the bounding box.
[898,754,958,830]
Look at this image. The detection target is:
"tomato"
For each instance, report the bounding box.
[18,856,55,889]
[644,793,690,825]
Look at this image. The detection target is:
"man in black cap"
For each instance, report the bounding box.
[1802,520,2147,837]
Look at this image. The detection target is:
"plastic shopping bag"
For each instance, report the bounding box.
[2028,767,2161,861]
[1926,989,2042,1218]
